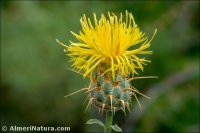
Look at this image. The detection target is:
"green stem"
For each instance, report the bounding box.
[105,111,113,133]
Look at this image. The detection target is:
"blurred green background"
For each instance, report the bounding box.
[1,1,199,133]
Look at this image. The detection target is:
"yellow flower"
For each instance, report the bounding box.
[57,11,157,79]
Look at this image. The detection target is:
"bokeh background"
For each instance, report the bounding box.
[1,1,199,133]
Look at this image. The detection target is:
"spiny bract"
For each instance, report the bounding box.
[85,66,149,115]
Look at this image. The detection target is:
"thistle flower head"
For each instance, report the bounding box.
[61,11,156,79]
[57,11,157,114]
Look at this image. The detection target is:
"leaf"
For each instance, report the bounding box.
[111,124,122,132]
[85,119,105,129]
